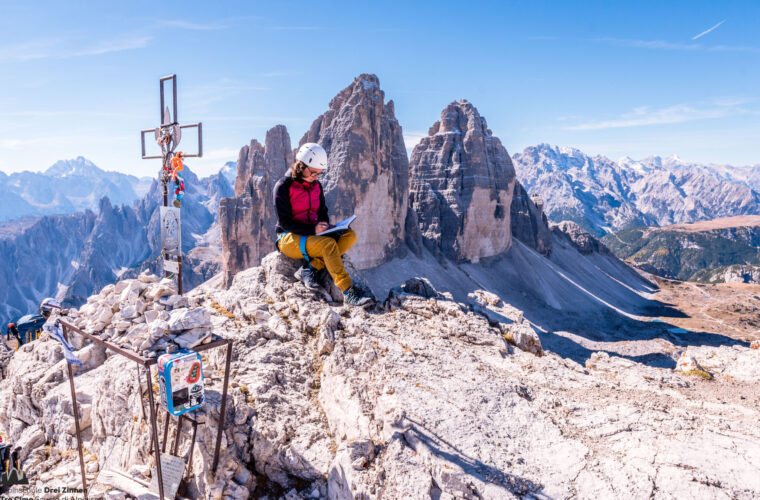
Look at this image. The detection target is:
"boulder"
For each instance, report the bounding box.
[551,221,609,255]
[506,322,544,356]
[410,100,516,262]
[167,308,212,332]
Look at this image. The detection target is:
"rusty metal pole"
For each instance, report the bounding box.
[172,415,184,456]
[212,340,233,475]
[185,419,198,480]
[136,362,147,422]
[145,366,165,500]
[62,323,89,500]
[177,255,183,296]
[161,411,170,454]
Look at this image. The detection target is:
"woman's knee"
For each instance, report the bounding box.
[318,237,339,255]
[341,229,357,249]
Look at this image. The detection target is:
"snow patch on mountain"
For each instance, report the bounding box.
[514,144,760,236]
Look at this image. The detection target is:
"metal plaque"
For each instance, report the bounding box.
[163,259,179,274]
[160,206,181,256]
[149,453,185,499]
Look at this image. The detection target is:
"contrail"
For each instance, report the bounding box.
[692,20,726,40]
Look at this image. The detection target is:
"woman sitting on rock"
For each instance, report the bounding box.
[273,143,373,306]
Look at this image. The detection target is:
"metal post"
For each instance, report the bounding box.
[136,362,147,422]
[62,324,89,500]
[177,255,183,296]
[161,411,170,454]
[145,366,165,500]
[185,419,198,479]
[212,340,233,475]
[172,415,184,457]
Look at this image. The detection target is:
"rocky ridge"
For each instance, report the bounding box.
[0,157,152,223]
[602,222,760,282]
[0,165,233,327]
[513,144,760,236]
[1,253,758,499]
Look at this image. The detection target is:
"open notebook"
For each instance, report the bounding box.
[319,215,357,236]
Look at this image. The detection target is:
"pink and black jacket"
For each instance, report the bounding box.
[273,176,329,236]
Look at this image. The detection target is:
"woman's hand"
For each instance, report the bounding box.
[315,222,329,234]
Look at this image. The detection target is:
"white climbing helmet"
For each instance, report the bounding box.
[295,143,328,170]
[39,297,62,315]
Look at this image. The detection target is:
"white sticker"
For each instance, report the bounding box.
[164,259,179,274]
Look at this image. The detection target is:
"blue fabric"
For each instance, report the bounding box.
[299,235,310,263]
[45,321,83,366]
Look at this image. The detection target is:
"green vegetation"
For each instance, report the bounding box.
[602,225,760,282]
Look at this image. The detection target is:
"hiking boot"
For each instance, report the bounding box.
[315,267,332,289]
[294,266,321,291]
[343,285,373,306]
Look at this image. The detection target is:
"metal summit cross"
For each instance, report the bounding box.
[140,74,203,295]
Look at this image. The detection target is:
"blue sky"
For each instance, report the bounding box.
[0,0,758,178]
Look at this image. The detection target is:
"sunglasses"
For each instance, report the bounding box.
[304,166,323,177]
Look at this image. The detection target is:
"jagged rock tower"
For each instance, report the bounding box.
[220,125,293,286]
[409,100,517,262]
[299,74,410,269]
[510,183,552,256]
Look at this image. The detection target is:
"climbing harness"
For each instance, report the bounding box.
[299,235,310,263]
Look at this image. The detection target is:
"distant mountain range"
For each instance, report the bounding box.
[0,157,152,222]
[513,144,760,236]
[0,161,235,326]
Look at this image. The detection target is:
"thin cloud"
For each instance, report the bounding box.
[161,20,226,31]
[593,37,758,53]
[566,102,746,131]
[264,26,326,31]
[0,35,151,62]
[692,20,726,40]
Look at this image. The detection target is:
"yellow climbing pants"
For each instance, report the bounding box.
[277,229,357,291]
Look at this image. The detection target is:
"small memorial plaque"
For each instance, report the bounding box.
[160,206,181,256]
[164,259,179,274]
[149,453,185,499]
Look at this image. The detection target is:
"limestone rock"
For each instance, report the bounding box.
[221,125,293,287]
[410,100,517,262]
[299,74,411,269]
[506,322,544,356]
[2,250,759,500]
[166,307,212,332]
[551,221,610,255]
[511,181,552,256]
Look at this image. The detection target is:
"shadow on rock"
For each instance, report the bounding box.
[395,416,543,497]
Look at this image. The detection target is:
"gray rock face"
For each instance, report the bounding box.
[514,145,760,236]
[410,100,517,262]
[220,125,293,286]
[510,181,552,256]
[299,74,410,269]
[552,221,609,255]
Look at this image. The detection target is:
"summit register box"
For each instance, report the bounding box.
[157,349,205,416]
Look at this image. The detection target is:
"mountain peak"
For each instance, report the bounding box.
[44,157,103,178]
